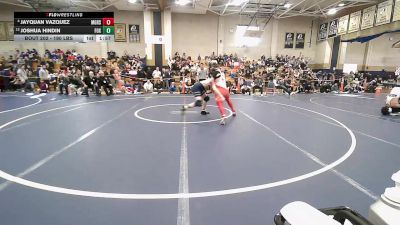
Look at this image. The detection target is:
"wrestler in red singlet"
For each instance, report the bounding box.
[211,69,236,125]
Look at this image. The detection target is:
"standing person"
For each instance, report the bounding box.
[211,69,236,125]
[16,65,29,91]
[39,64,50,87]
[162,68,172,89]
[197,63,208,82]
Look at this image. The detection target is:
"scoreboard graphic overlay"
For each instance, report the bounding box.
[14,12,114,42]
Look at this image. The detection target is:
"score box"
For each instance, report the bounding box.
[102,18,114,26]
[103,26,114,34]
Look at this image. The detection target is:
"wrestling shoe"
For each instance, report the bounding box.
[200,110,210,115]
[220,118,226,125]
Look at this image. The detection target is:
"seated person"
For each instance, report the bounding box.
[112,68,124,92]
[267,76,275,88]
[39,80,48,93]
[124,81,135,94]
[366,79,378,93]
[143,80,153,93]
[274,76,292,95]
[169,82,177,94]
[352,78,362,93]
[291,78,300,93]
[241,79,252,95]
[97,70,114,96]
[58,71,69,95]
[10,75,24,90]
[154,79,163,94]
[331,83,339,93]
[12,65,31,92]
[49,73,58,91]
[319,81,332,93]
[68,74,84,95]
[81,71,95,96]
[252,76,264,94]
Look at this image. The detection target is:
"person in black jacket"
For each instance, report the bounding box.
[154,79,163,94]
[97,70,114,96]
[68,74,84,96]
[81,71,95,96]
[92,72,100,96]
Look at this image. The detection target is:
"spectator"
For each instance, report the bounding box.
[39,64,50,88]
[154,79,163,94]
[152,67,161,81]
[97,70,114,96]
[163,68,172,89]
[253,76,264,95]
[143,80,153,93]
[169,82,177,94]
[197,63,208,82]
[68,74,84,95]
[39,80,48,93]
[82,71,95,96]
[58,70,69,95]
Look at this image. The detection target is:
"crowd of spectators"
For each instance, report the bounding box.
[1,48,399,96]
[168,51,400,96]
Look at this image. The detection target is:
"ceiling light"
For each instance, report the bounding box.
[228,0,247,6]
[128,0,136,3]
[327,8,337,15]
[283,3,292,8]
[176,0,191,5]
[338,3,345,7]
[247,26,260,31]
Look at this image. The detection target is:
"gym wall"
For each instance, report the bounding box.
[171,12,316,61]
[316,13,400,73]
[171,12,219,58]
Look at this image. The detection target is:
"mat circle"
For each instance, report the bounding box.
[134,104,233,124]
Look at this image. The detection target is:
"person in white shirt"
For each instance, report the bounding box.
[39,65,50,80]
[12,65,29,91]
[152,67,161,80]
[17,65,28,84]
[143,80,153,93]
[197,63,208,81]
[39,65,50,85]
